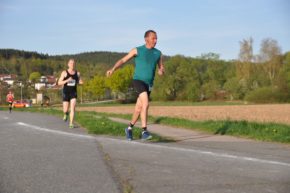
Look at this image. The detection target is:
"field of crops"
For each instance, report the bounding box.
[78,104,290,125]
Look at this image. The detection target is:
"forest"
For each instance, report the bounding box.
[0,37,289,104]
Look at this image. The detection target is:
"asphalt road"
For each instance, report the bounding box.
[0,110,290,193]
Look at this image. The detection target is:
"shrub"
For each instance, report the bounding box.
[245,87,288,103]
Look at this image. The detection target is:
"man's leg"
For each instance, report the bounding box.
[9,103,12,113]
[125,97,141,140]
[69,98,77,128]
[138,92,149,128]
[138,92,152,140]
[63,101,69,121]
[125,93,147,140]
[130,97,142,125]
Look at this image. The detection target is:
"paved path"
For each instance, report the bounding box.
[0,111,121,193]
[1,111,290,193]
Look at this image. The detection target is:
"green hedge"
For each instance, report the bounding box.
[245,87,288,103]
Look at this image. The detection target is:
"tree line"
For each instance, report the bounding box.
[0,37,289,104]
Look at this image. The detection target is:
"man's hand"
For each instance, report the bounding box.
[67,77,73,82]
[158,66,164,75]
[106,69,114,77]
[79,79,84,85]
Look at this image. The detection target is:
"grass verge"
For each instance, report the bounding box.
[10,107,172,142]
[6,107,290,143]
[91,112,290,144]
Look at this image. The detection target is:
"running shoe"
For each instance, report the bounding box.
[125,127,133,141]
[69,124,74,129]
[63,114,68,122]
[141,130,152,140]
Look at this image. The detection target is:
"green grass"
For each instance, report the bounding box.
[6,107,290,144]
[78,100,134,107]
[11,107,171,142]
[75,111,167,142]
[153,117,290,143]
[91,112,290,144]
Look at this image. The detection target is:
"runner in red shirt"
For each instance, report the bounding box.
[6,91,14,113]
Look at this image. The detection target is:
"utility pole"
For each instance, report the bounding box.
[20,81,23,102]
[80,86,83,104]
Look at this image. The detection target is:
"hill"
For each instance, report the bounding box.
[0,49,49,60]
[0,49,137,77]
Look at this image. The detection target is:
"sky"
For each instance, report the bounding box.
[0,0,289,60]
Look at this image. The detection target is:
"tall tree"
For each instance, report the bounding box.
[239,38,254,62]
[84,75,106,100]
[236,37,254,80]
[105,65,134,97]
[152,55,200,101]
[274,52,290,101]
[29,72,41,83]
[258,38,282,84]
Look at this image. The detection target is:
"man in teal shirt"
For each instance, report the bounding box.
[107,30,164,140]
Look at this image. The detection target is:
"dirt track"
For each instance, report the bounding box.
[77,104,290,125]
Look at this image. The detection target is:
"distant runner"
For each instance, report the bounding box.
[6,91,14,113]
[107,30,165,140]
[58,59,83,128]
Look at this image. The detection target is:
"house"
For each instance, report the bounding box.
[35,82,46,90]
[0,74,17,86]
[46,75,57,88]
[34,75,58,90]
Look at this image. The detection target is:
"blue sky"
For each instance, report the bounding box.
[0,0,289,60]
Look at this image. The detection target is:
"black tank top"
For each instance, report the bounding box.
[63,70,79,93]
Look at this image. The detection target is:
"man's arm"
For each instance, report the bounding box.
[157,54,164,76]
[57,71,71,86]
[77,72,84,85]
[106,48,137,77]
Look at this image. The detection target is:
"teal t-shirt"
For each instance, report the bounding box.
[133,45,161,86]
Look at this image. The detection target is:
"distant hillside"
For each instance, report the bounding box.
[51,51,130,65]
[0,49,128,64]
[55,51,170,64]
[0,49,170,80]
[0,49,49,59]
[0,49,170,64]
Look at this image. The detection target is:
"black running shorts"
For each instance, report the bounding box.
[132,79,151,96]
[63,92,77,102]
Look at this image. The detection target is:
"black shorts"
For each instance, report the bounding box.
[63,92,77,102]
[132,79,151,96]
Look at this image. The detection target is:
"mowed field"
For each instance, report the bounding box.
[78,104,290,125]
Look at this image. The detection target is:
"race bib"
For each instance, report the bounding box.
[67,79,76,86]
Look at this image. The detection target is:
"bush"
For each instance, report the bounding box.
[245,87,288,103]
